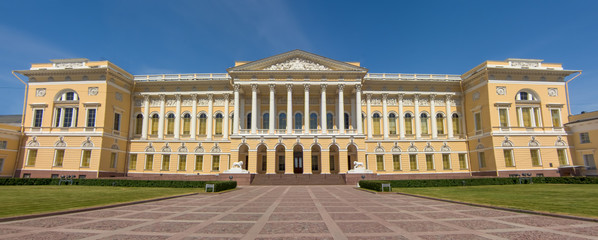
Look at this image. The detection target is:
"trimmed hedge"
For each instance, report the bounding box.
[359,177,598,191]
[0,178,237,192]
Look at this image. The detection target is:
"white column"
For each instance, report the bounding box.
[206,94,213,140]
[286,84,293,134]
[174,94,181,139]
[446,95,454,138]
[351,95,356,131]
[304,84,310,134]
[141,95,149,139]
[240,97,245,130]
[398,94,405,139]
[190,94,197,139]
[415,94,421,139]
[251,84,258,134]
[233,85,240,135]
[366,93,372,138]
[158,94,165,140]
[223,93,229,139]
[356,85,363,134]
[338,84,345,134]
[269,84,275,134]
[321,84,327,134]
[382,93,389,139]
[431,95,437,139]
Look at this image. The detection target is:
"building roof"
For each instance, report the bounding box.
[0,115,22,126]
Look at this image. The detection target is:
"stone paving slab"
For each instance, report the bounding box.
[1,185,598,240]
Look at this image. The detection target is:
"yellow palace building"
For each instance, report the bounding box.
[9,50,582,184]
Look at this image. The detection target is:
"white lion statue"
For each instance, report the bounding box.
[353,161,365,169]
[232,161,244,169]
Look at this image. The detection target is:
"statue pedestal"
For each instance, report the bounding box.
[223,168,249,174]
[347,167,373,174]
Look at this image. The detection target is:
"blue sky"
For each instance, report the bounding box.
[1,0,597,115]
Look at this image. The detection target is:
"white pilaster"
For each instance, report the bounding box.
[415,94,421,139]
[223,93,229,139]
[321,84,327,134]
[251,84,258,134]
[286,84,293,134]
[190,94,197,140]
[338,84,345,134]
[233,85,240,135]
[174,94,181,140]
[398,94,405,139]
[158,94,165,140]
[142,95,149,139]
[446,95,454,138]
[304,84,310,134]
[356,85,363,134]
[431,95,437,139]
[269,84,275,134]
[382,93,389,139]
[206,94,213,140]
[366,93,372,138]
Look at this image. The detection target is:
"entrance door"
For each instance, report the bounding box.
[294,151,303,173]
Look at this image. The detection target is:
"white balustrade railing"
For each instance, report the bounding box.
[365,73,461,82]
[134,73,231,82]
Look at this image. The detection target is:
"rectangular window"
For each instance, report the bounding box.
[0,141,6,149]
[329,155,335,171]
[504,149,514,167]
[583,154,596,170]
[279,156,285,171]
[79,175,86,179]
[33,109,43,127]
[162,155,170,170]
[557,149,568,166]
[442,154,450,170]
[87,109,96,127]
[114,113,121,131]
[520,107,532,127]
[393,155,401,171]
[0,158,4,172]
[81,150,91,168]
[452,116,461,135]
[373,118,381,135]
[215,117,223,135]
[581,133,590,144]
[55,108,62,127]
[145,154,154,170]
[436,117,444,135]
[23,173,31,178]
[551,109,562,127]
[63,108,74,127]
[474,112,482,134]
[183,117,191,135]
[51,174,59,179]
[54,149,65,167]
[426,154,434,170]
[26,149,37,166]
[421,117,429,135]
[212,155,220,171]
[110,152,118,168]
[179,155,187,171]
[129,154,137,170]
[458,153,468,169]
[534,108,541,127]
[499,108,509,127]
[478,152,486,168]
[389,118,397,135]
[405,117,413,135]
[409,154,417,170]
[530,149,541,166]
[376,155,384,171]
[195,155,203,171]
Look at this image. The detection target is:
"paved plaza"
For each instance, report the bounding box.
[1,186,598,239]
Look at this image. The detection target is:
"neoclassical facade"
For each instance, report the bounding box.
[12,50,581,181]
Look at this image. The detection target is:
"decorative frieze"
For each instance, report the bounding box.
[165,97,176,106]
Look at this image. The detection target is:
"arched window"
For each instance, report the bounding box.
[199,113,207,135]
[151,113,159,135]
[294,113,302,130]
[183,113,191,135]
[389,113,397,135]
[436,113,445,135]
[516,90,538,101]
[327,113,334,130]
[404,113,413,135]
[278,113,286,129]
[56,90,79,101]
[246,113,251,129]
[167,113,175,135]
[262,113,269,129]
[373,113,381,135]
[421,113,429,134]
[452,113,460,135]
[516,90,541,127]
[54,90,80,128]
[215,113,223,135]
[344,113,350,130]
[310,113,318,130]
[135,114,143,135]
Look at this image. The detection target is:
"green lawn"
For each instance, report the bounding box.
[0,186,199,218]
[395,184,598,218]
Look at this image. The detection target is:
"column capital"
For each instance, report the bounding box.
[159,94,165,101]
[414,94,420,100]
[143,95,150,101]
[207,93,213,101]
[382,93,388,100]
[338,84,345,91]
[191,93,197,100]
[223,93,229,100]
[304,83,310,91]
[366,93,372,100]
[398,93,404,100]
[355,84,362,92]
[430,94,437,100]
[233,84,241,92]
[286,84,293,92]
[445,94,452,101]
[251,84,258,92]
[175,94,181,101]
[320,83,327,91]
[269,84,276,92]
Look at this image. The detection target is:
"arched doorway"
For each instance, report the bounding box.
[238,144,249,170]
[329,145,340,174]
[348,144,358,170]
[293,145,303,174]
[275,145,285,173]
[257,144,267,174]
[311,145,321,174]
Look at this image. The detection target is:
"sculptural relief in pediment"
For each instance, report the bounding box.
[263,58,331,71]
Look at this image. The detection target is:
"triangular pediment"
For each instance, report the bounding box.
[227,50,367,73]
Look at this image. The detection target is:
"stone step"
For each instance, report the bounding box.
[251,174,346,185]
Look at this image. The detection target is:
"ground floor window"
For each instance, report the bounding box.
[426,154,434,170]
[195,155,203,171]
[110,152,118,168]
[145,154,154,170]
[478,152,486,168]
[212,155,220,171]
[393,155,401,171]
[584,154,596,170]
[557,149,568,166]
[129,154,137,170]
[504,149,514,167]
[54,149,65,167]
[162,155,170,170]
[442,154,450,170]
[458,153,468,169]
[409,154,417,170]
[27,149,37,166]
[179,155,187,171]
[376,155,384,171]
[81,150,91,168]
[530,149,541,166]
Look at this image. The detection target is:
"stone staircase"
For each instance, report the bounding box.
[251,174,346,185]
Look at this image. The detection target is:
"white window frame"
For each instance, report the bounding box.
[53,149,65,167]
[425,154,435,170]
[409,154,418,171]
[473,111,482,135]
[557,149,569,166]
[80,149,92,168]
[85,108,97,128]
[478,151,486,168]
[504,149,515,167]
[26,149,37,166]
[114,112,122,132]
[583,154,596,170]
[530,149,542,166]
[376,154,384,171]
[549,108,563,128]
[32,108,44,128]
[458,153,468,169]
[0,141,6,150]
[0,158,4,172]
[392,154,401,171]
[442,153,451,170]
[581,132,591,144]
[497,107,510,128]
